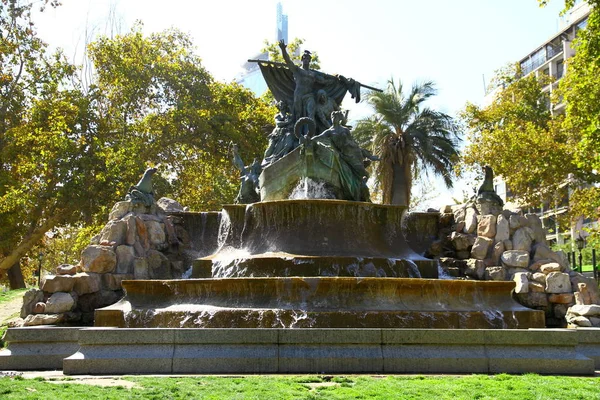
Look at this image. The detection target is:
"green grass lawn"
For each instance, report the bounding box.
[0,374,599,399]
[0,288,27,307]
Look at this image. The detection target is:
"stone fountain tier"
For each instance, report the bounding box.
[191,199,438,278]
[94,278,545,329]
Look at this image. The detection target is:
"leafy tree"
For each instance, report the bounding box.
[460,64,578,206]
[0,15,273,286]
[354,79,461,206]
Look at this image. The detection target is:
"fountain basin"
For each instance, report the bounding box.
[95,278,545,329]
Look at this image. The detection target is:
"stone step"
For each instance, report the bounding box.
[0,326,81,371]
[62,328,597,375]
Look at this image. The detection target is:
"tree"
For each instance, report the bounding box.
[354,79,461,206]
[460,64,578,206]
[261,38,320,70]
[0,15,273,286]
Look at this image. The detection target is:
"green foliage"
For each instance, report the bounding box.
[0,11,273,281]
[261,38,321,70]
[460,64,577,206]
[354,79,461,206]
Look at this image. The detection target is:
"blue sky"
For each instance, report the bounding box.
[34,0,568,207]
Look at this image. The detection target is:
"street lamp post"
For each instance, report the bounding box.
[576,236,586,273]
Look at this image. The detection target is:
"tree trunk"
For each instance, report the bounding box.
[0,216,60,272]
[7,261,26,289]
[390,162,411,206]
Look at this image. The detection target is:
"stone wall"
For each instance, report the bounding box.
[20,197,189,326]
[436,203,600,328]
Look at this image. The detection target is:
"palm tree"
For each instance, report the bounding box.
[353,79,461,206]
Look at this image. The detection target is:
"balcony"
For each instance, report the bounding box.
[520,43,563,76]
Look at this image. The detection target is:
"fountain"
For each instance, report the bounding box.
[94,42,544,331]
[9,41,597,377]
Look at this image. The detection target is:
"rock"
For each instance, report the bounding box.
[540,262,562,274]
[576,283,593,305]
[554,304,568,319]
[45,292,75,313]
[590,317,600,327]
[125,215,137,246]
[170,261,186,277]
[570,274,600,304]
[485,266,507,281]
[512,227,534,251]
[531,272,547,284]
[545,272,571,293]
[529,259,553,272]
[116,245,135,274]
[428,240,443,257]
[509,214,528,231]
[147,249,171,279]
[109,201,132,221]
[464,258,485,280]
[41,275,74,293]
[470,237,493,260]
[455,221,465,232]
[81,245,117,274]
[525,214,546,244]
[20,289,44,319]
[452,205,466,223]
[492,241,505,265]
[516,292,548,308]
[513,272,529,294]
[494,215,510,242]
[135,217,150,250]
[456,250,471,259]
[145,220,166,246]
[477,215,497,238]
[77,290,123,313]
[501,250,529,268]
[548,293,575,304]
[503,239,513,251]
[567,315,592,327]
[157,197,184,213]
[528,282,545,293]
[134,258,150,279]
[72,272,102,295]
[532,244,568,268]
[164,217,179,245]
[99,220,127,246]
[102,274,134,291]
[56,264,77,276]
[440,205,453,214]
[33,302,46,314]
[574,292,585,305]
[568,304,600,317]
[507,268,530,280]
[449,231,476,251]
[464,207,478,234]
[23,314,64,326]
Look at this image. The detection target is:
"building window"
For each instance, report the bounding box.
[556,60,564,79]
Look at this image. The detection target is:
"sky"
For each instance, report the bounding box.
[32,0,568,208]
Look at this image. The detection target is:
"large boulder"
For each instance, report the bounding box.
[73,272,102,295]
[545,272,572,294]
[81,245,117,273]
[147,249,171,279]
[145,220,166,246]
[494,214,510,242]
[23,313,64,327]
[45,292,75,313]
[157,197,185,213]
[116,245,135,274]
[449,232,476,251]
[465,259,485,280]
[512,227,534,251]
[20,289,44,319]
[513,272,529,294]
[109,201,132,221]
[99,219,127,246]
[532,243,568,268]
[477,215,496,238]
[463,207,478,234]
[525,213,546,244]
[470,237,493,260]
[41,275,74,293]
[501,250,529,268]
